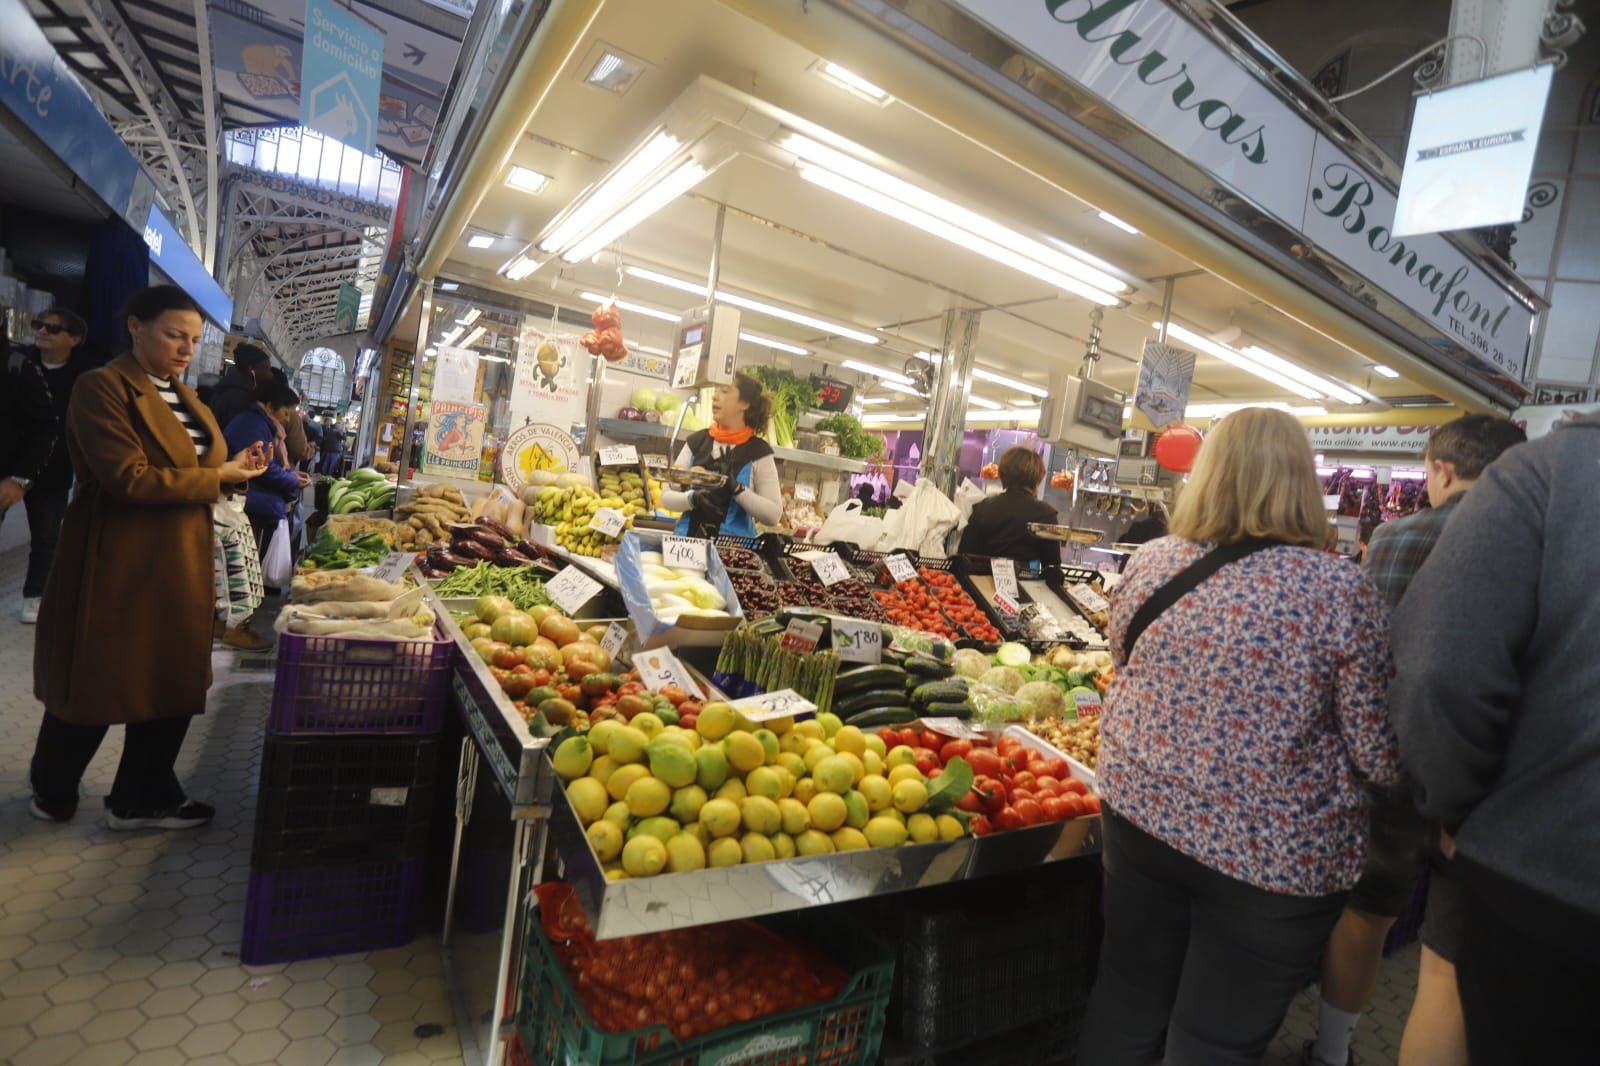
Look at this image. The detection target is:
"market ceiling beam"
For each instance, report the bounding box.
[193,0,219,271]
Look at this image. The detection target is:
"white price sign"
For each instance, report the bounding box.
[779,619,824,654]
[795,483,817,502]
[831,617,882,664]
[920,717,990,741]
[662,535,708,572]
[809,553,851,586]
[1067,583,1111,616]
[1071,690,1103,720]
[372,551,414,584]
[993,590,1021,617]
[600,622,629,660]
[545,565,603,615]
[632,647,705,699]
[589,508,626,538]
[885,554,918,584]
[598,444,638,466]
[730,688,817,722]
[991,557,1019,601]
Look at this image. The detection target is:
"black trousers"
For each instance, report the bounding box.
[1458,884,1600,1063]
[1079,808,1347,1066]
[0,485,70,597]
[30,711,192,811]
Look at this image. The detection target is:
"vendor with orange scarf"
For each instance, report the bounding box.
[660,373,783,539]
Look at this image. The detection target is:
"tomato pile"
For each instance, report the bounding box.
[875,725,1099,836]
[872,568,1001,643]
[540,882,848,1042]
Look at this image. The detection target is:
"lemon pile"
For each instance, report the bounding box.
[552,703,966,880]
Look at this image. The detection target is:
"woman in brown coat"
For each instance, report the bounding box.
[30,286,267,829]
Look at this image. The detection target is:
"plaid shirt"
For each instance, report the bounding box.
[1364,496,1460,610]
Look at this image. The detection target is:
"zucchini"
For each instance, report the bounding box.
[904,657,953,679]
[835,689,912,717]
[911,680,970,708]
[834,665,909,698]
[924,701,975,719]
[845,706,919,728]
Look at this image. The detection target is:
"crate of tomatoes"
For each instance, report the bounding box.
[521,882,893,1066]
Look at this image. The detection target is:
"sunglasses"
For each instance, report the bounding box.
[34,321,69,335]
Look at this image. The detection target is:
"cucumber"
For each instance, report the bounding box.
[845,706,919,728]
[924,701,974,719]
[911,680,970,708]
[904,657,953,679]
[835,689,912,717]
[834,665,909,698]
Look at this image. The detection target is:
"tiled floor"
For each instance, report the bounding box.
[0,542,465,1066]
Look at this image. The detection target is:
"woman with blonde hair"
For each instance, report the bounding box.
[1079,407,1398,1066]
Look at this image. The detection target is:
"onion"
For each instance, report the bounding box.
[618,406,641,421]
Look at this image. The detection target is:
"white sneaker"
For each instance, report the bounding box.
[20,598,40,624]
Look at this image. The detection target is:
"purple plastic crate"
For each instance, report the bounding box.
[241,858,422,964]
[270,630,453,735]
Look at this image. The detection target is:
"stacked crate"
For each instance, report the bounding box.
[241,629,452,964]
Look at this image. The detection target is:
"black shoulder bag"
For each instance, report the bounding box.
[1121,539,1283,661]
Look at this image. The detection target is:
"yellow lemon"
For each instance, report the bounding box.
[936,814,966,841]
[794,829,835,856]
[861,750,884,777]
[886,747,918,770]
[740,832,776,864]
[778,797,811,836]
[816,712,843,738]
[608,726,649,765]
[620,835,666,877]
[699,798,741,838]
[772,832,797,860]
[863,734,887,760]
[586,819,623,861]
[813,755,855,795]
[864,816,909,848]
[858,774,893,813]
[832,725,867,757]
[802,741,834,773]
[807,792,847,833]
[624,777,671,818]
[907,813,939,843]
[892,779,929,814]
[588,755,620,788]
[723,732,765,774]
[707,837,743,867]
[631,712,664,739]
[566,778,608,825]
[740,796,781,836]
[888,764,925,789]
[745,766,782,802]
[605,764,651,803]
[665,833,706,873]
[791,778,818,806]
[793,720,826,742]
[843,790,871,830]
[696,703,738,741]
[669,785,707,825]
[830,827,869,852]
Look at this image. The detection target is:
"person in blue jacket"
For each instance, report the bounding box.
[224,379,309,554]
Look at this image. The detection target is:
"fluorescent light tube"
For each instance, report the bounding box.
[467,234,496,249]
[739,332,808,355]
[539,131,681,254]
[506,166,550,194]
[503,255,539,281]
[879,380,924,397]
[457,309,481,326]
[971,367,1049,397]
[967,395,1002,410]
[627,266,882,345]
[1159,322,1323,401]
[819,62,888,101]
[579,292,681,322]
[438,282,459,292]
[440,327,464,345]
[798,164,1121,307]
[1372,364,1401,379]
[1242,345,1364,405]
[1097,211,1139,234]
[862,413,924,424]
[965,407,1042,424]
[461,326,487,348]
[1182,401,1327,418]
[563,159,708,263]
[785,133,1128,298]
[860,397,894,406]
[843,359,913,385]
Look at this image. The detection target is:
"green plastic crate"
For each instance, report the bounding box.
[517,909,893,1066]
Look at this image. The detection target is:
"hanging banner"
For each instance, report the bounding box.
[432,345,479,404]
[511,321,587,430]
[1393,65,1554,238]
[421,401,486,478]
[334,282,363,333]
[498,423,582,491]
[300,0,384,154]
[1130,340,1196,430]
[1305,425,1436,455]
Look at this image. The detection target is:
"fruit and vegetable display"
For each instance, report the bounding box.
[418,516,543,577]
[742,366,818,450]
[326,467,397,514]
[616,386,701,430]
[299,527,392,571]
[713,622,842,712]
[463,597,629,730]
[872,567,1000,644]
[393,484,474,550]
[1027,716,1100,771]
[551,704,976,880]
[433,561,552,612]
[812,413,884,460]
[526,478,644,559]
[826,652,963,729]
[580,303,629,363]
[634,550,737,625]
[276,573,438,641]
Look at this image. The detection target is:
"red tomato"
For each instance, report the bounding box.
[971,776,1007,814]
[1044,759,1071,780]
[492,647,524,669]
[967,749,1004,778]
[1034,777,1062,799]
[919,730,945,752]
[1060,795,1086,819]
[1010,788,1035,806]
[1011,771,1037,792]
[994,806,1024,832]
[1083,794,1102,814]
[928,767,943,779]
[878,729,904,750]
[970,815,993,837]
[939,740,973,764]
[530,668,552,687]
[1061,778,1089,796]
[956,791,985,814]
[915,755,939,777]
[1041,796,1070,821]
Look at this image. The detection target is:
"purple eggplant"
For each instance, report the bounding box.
[453,540,494,561]
[477,516,517,541]
[425,546,458,572]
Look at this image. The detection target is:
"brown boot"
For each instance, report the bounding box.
[221,625,273,652]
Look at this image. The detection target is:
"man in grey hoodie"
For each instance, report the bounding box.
[1390,411,1600,1061]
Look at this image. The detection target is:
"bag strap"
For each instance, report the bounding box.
[1122,539,1283,661]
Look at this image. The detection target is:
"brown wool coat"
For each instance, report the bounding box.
[34,355,230,726]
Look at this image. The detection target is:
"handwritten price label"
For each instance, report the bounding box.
[809,553,851,586]
[1072,689,1103,720]
[885,554,918,584]
[730,689,817,723]
[779,619,823,654]
[991,557,1019,601]
[589,508,626,538]
[598,444,639,466]
[662,535,708,572]
[632,647,705,699]
[920,717,989,741]
[1067,583,1110,616]
[831,617,882,664]
[993,590,1021,617]
[794,483,817,502]
[545,565,603,615]
[372,551,414,584]
[600,622,629,660]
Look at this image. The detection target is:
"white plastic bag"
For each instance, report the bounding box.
[262,518,294,588]
[816,498,888,550]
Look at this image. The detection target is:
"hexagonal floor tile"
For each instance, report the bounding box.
[230,1027,290,1064]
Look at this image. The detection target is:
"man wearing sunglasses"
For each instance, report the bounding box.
[2,309,86,623]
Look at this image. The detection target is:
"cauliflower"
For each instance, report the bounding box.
[952,648,991,679]
[1015,680,1066,718]
[978,665,1025,694]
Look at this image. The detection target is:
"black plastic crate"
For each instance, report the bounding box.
[252,735,439,870]
[882,1008,1083,1066]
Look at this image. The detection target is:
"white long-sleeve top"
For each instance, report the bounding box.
[659,442,784,527]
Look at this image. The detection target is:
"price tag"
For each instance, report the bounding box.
[545,565,603,615]
[991,557,1019,601]
[1067,583,1111,615]
[730,689,818,722]
[831,617,882,664]
[885,553,918,584]
[527,524,555,547]
[590,508,626,538]
[598,444,639,466]
[993,590,1021,617]
[662,535,708,572]
[372,551,414,583]
[920,717,989,741]
[600,622,629,660]
[795,483,817,502]
[672,350,699,389]
[779,619,824,654]
[1072,689,1103,719]
[809,553,851,586]
[632,647,705,699]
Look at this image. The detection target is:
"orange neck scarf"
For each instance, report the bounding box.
[708,423,754,446]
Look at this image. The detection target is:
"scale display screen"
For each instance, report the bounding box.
[679,323,705,348]
[810,375,855,412]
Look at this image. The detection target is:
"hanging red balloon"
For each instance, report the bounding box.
[1153,424,1204,473]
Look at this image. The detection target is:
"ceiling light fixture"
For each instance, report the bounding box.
[440,327,464,346]
[584,49,644,94]
[456,309,481,326]
[784,133,1128,303]
[1158,322,1323,401]
[467,233,497,249]
[861,413,925,424]
[1182,401,1327,418]
[970,367,1049,398]
[578,292,681,322]
[966,395,1002,410]
[503,254,539,282]
[564,159,708,263]
[506,166,551,195]
[1097,211,1140,234]
[535,131,712,263]
[816,61,890,102]
[739,332,808,355]
[860,397,894,406]
[843,359,914,385]
[461,326,487,348]
[438,282,459,292]
[878,380,925,397]
[1371,364,1401,379]
[626,265,882,344]
[1241,344,1364,405]
[965,407,1043,424]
